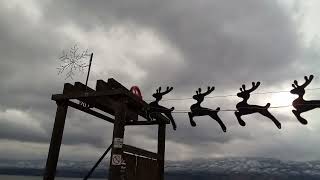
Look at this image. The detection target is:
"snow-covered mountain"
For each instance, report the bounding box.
[0,159,107,170]
[1,157,320,179]
[166,157,320,176]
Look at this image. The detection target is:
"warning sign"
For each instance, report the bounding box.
[113,138,123,148]
[112,154,122,166]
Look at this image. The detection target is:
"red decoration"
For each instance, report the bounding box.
[130,86,142,99]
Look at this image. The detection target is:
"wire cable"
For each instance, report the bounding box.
[169,104,320,113]
[145,87,320,102]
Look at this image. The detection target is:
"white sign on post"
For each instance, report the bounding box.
[113,138,123,148]
[111,154,122,166]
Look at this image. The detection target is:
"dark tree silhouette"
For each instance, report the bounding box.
[235,82,281,129]
[148,87,177,130]
[290,75,320,124]
[188,86,226,132]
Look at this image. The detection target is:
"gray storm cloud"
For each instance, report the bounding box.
[0,0,320,161]
[44,0,302,90]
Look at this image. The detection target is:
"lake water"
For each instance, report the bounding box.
[0,175,105,179]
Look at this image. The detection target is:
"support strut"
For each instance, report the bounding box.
[83,144,112,180]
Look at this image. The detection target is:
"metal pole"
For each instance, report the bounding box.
[85,53,93,91]
[83,144,112,180]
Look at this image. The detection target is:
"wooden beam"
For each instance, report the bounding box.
[63,83,75,94]
[51,90,123,101]
[54,80,170,123]
[67,101,114,124]
[53,82,117,117]
[74,82,131,119]
[54,82,138,122]
[96,80,173,124]
[84,143,112,180]
[43,101,68,180]
[126,120,169,126]
[123,144,159,160]
[96,79,144,106]
[96,80,138,121]
[106,78,146,107]
[73,81,119,116]
[150,113,171,124]
[157,124,166,180]
[74,81,138,121]
[109,101,127,180]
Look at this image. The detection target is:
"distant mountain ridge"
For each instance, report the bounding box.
[1,157,320,179]
[166,157,320,176]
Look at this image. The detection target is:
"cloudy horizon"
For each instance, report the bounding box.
[1,0,320,164]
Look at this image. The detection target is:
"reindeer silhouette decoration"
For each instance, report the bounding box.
[290,75,319,124]
[148,87,177,130]
[188,86,226,132]
[235,82,281,129]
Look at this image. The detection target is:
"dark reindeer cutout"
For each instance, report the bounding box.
[290,75,319,124]
[149,87,177,130]
[235,82,281,129]
[188,86,226,132]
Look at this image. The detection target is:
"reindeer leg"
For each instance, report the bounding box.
[209,113,226,132]
[145,110,152,121]
[188,112,197,127]
[261,110,281,129]
[235,111,246,126]
[292,110,308,125]
[165,112,177,130]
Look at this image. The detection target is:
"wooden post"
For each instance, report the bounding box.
[109,102,127,180]
[43,101,68,180]
[157,124,166,180]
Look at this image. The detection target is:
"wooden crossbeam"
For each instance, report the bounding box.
[55,82,138,121]
[96,80,142,121]
[52,80,170,124]
[67,101,115,123]
[51,90,123,101]
[97,79,170,124]
[123,144,160,160]
[97,79,146,108]
[126,120,166,125]
[68,101,165,125]
[74,81,117,110]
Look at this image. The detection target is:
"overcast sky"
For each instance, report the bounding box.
[1,0,320,163]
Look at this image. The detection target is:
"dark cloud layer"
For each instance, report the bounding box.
[0,0,320,161]
[44,0,301,91]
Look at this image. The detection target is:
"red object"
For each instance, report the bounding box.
[130,86,142,99]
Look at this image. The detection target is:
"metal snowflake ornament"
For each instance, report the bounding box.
[58,45,91,79]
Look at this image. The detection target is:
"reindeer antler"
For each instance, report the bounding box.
[242,84,246,91]
[159,86,173,95]
[239,82,260,93]
[292,75,314,89]
[195,86,215,96]
[301,75,314,88]
[203,86,215,96]
[156,87,161,93]
[247,81,260,93]
[154,86,173,96]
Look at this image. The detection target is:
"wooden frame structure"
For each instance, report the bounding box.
[43,78,170,180]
